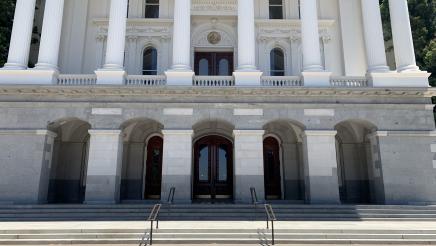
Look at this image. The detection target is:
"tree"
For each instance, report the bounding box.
[380,0,436,86]
[0,0,15,66]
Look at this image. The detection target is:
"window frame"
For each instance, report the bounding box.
[144,0,160,19]
[270,48,285,76]
[142,47,158,75]
[269,0,284,20]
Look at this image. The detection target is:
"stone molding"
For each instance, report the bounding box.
[162,130,194,135]
[302,130,338,137]
[0,129,57,138]
[233,130,265,136]
[0,85,433,99]
[372,130,436,137]
[88,129,122,135]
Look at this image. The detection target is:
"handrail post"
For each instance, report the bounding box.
[150,220,153,245]
[271,220,275,245]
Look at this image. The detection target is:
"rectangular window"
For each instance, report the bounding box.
[144,0,159,18]
[269,0,284,19]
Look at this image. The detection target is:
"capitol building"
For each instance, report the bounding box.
[0,0,434,206]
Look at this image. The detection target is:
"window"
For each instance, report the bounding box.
[269,0,283,19]
[144,0,159,18]
[143,47,158,75]
[270,48,285,76]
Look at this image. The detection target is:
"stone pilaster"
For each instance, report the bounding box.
[95,0,128,84]
[302,130,340,204]
[233,0,262,86]
[300,0,331,87]
[233,130,265,203]
[161,130,193,203]
[85,130,123,204]
[165,0,194,85]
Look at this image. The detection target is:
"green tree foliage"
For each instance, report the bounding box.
[380,0,436,86]
[0,0,16,66]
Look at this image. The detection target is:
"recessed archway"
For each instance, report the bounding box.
[335,119,382,204]
[47,118,91,204]
[120,118,164,201]
[263,120,306,202]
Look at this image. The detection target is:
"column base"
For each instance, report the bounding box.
[165,70,194,86]
[369,71,430,87]
[95,69,126,85]
[302,71,332,87]
[0,69,59,84]
[233,70,263,86]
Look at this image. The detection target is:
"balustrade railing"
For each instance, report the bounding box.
[261,76,303,87]
[57,74,97,85]
[125,75,166,86]
[330,76,369,87]
[193,76,235,87]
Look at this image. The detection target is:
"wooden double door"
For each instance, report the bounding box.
[193,135,233,200]
[194,52,234,76]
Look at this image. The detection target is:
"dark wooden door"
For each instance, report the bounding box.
[194,135,233,200]
[144,136,163,199]
[194,52,234,76]
[263,137,282,200]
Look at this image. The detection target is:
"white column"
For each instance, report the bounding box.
[35,0,65,71]
[161,130,193,203]
[233,130,265,203]
[233,0,262,86]
[85,130,123,204]
[165,0,194,85]
[361,0,389,73]
[302,130,340,204]
[2,0,37,70]
[300,0,323,72]
[299,0,331,87]
[95,0,128,84]
[388,0,419,72]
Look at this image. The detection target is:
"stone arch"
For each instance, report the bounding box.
[335,119,383,204]
[47,118,91,204]
[192,118,235,143]
[263,119,306,201]
[120,118,164,200]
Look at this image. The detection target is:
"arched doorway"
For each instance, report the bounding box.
[193,135,233,200]
[120,119,164,201]
[263,136,282,200]
[144,136,164,199]
[47,118,91,204]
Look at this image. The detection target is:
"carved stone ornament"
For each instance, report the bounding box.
[207,31,222,45]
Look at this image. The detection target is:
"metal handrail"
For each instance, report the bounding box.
[167,187,176,204]
[140,203,162,246]
[250,187,261,219]
[264,204,277,245]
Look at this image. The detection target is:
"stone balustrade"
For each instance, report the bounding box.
[57,74,97,85]
[193,76,235,87]
[330,76,369,87]
[261,76,303,87]
[125,75,166,86]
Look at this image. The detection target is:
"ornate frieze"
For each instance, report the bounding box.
[191,0,237,15]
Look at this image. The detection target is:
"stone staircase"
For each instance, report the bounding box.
[0,204,436,221]
[1,204,436,244]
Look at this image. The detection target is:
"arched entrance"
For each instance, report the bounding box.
[144,136,164,199]
[47,118,91,204]
[193,135,233,200]
[263,136,282,200]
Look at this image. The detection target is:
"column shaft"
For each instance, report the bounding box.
[171,0,191,70]
[388,0,419,72]
[35,0,65,70]
[161,130,193,203]
[300,0,323,71]
[103,0,128,70]
[302,130,340,204]
[361,0,389,72]
[85,130,123,204]
[237,0,257,71]
[3,0,37,69]
[233,130,265,203]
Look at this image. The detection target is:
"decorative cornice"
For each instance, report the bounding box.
[0,85,434,99]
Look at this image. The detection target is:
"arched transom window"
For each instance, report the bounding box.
[270,48,285,76]
[144,0,159,18]
[143,47,158,75]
